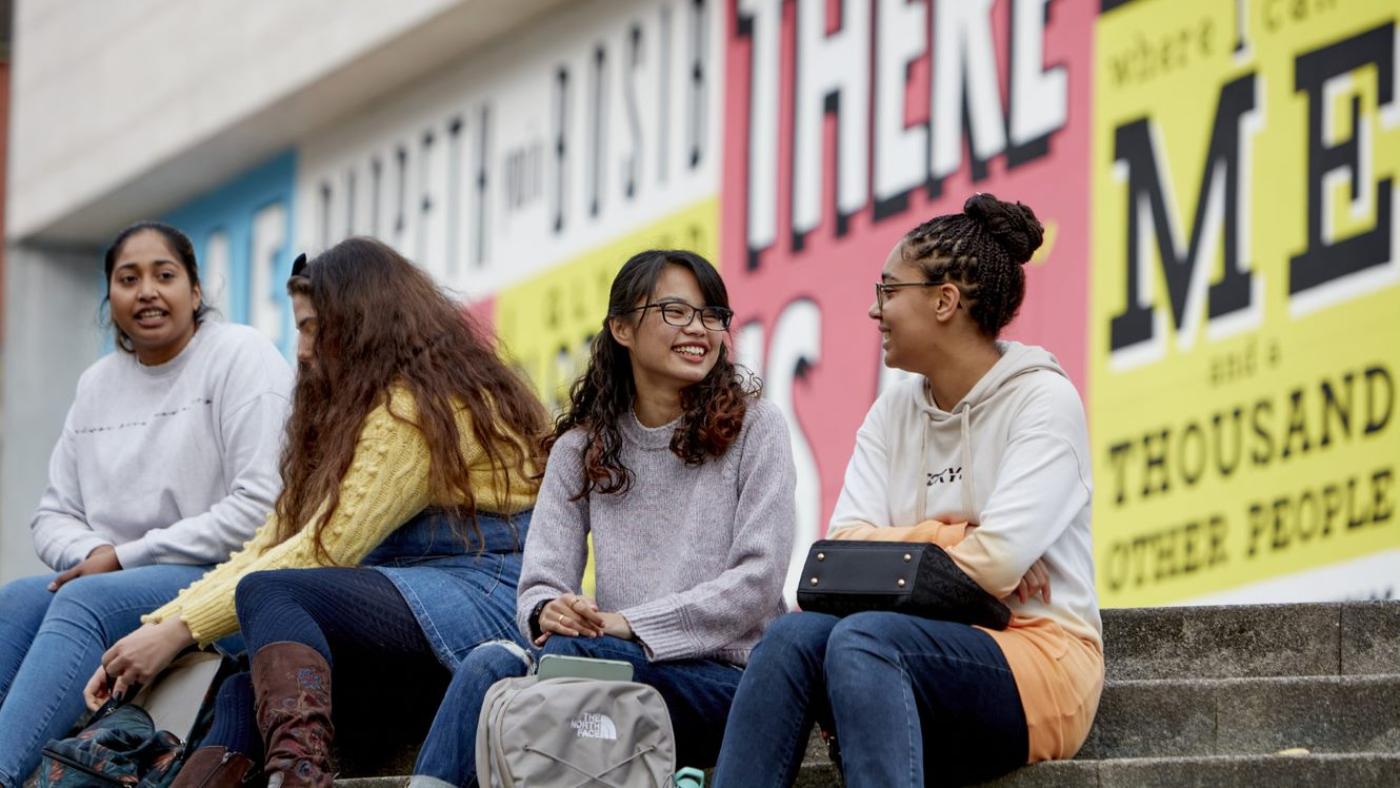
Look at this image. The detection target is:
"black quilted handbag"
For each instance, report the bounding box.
[795,540,1011,630]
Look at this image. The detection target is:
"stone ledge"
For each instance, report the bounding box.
[998,752,1400,788]
[1083,673,1400,759]
[329,602,1400,781]
[336,752,1400,788]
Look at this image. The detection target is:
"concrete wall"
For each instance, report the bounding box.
[0,245,103,580]
[7,0,569,244]
[0,0,568,580]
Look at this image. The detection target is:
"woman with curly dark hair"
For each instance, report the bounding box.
[86,237,549,787]
[409,249,798,787]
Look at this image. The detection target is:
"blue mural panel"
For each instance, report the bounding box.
[163,151,298,356]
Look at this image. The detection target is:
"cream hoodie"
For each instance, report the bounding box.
[829,340,1100,646]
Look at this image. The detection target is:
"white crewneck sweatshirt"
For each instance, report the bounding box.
[829,341,1100,644]
[30,321,293,571]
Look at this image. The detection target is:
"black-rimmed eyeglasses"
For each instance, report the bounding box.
[621,301,734,331]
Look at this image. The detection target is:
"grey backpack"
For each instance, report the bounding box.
[476,675,677,788]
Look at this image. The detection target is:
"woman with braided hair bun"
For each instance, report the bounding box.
[714,194,1102,787]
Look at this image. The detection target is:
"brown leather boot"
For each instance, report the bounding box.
[170,746,257,787]
[251,642,335,787]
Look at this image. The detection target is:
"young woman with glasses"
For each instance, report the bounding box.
[408,249,798,787]
[86,237,549,787]
[714,194,1102,787]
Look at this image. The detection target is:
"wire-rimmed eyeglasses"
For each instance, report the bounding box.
[874,281,940,310]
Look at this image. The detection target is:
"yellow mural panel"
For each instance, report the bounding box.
[1091,1,1399,606]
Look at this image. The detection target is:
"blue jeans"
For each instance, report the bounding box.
[712,612,1028,788]
[0,564,211,787]
[414,635,744,786]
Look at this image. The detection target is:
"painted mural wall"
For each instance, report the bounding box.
[176,0,1398,606]
[1091,0,1398,605]
[163,152,300,356]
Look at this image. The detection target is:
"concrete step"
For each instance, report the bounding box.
[335,673,1400,780]
[982,752,1400,788]
[334,726,835,785]
[336,752,1400,787]
[1102,600,1400,681]
[331,601,1400,782]
[1082,673,1400,759]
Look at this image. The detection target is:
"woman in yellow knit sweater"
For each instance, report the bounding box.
[85,238,548,787]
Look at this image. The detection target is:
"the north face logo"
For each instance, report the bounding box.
[570,712,618,740]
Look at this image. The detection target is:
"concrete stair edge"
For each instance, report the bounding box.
[1103,600,1400,681]
[328,601,1400,783]
[1084,672,1400,759]
[985,751,1400,788]
[335,752,1400,788]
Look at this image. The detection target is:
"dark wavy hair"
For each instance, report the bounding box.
[902,193,1044,337]
[546,249,760,499]
[102,221,212,353]
[273,237,548,558]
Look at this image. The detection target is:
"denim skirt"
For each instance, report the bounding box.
[360,507,531,670]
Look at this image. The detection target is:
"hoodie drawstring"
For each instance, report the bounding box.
[960,407,975,518]
[917,417,930,518]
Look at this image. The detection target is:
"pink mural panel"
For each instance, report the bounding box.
[721,0,1094,535]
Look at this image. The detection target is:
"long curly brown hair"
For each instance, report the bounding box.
[547,249,760,499]
[272,237,548,558]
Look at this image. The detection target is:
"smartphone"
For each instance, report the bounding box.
[535,654,634,682]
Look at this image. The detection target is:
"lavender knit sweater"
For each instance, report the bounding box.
[516,397,797,666]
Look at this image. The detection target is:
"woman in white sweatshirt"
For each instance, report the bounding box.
[0,222,291,787]
[714,194,1102,787]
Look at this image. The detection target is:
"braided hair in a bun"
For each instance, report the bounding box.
[900,193,1044,337]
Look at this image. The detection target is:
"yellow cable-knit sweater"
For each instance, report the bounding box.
[144,388,539,646]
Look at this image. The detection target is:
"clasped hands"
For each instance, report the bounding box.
[535,593,633,646]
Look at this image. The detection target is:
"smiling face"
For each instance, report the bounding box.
[610,263,724,397]
[107,230,202,365]
[869,239,962,372]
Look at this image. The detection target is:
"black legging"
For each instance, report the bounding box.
[202,568,448,759]
[235,567,430,663]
